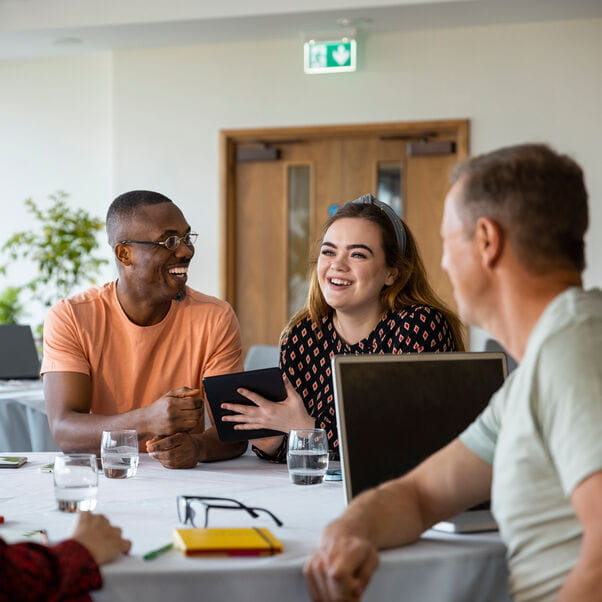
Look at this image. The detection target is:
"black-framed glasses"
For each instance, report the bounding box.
[119,232,198,251]
[177,495,283,528]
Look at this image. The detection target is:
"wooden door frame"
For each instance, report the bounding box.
[220,119,469,305]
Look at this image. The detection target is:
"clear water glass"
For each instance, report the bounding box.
[287,428,328,485]
[53,453,98,512]
[101,429,139,479]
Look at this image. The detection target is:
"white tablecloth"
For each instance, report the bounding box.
[0,380,59,452]
[0,453,511,602]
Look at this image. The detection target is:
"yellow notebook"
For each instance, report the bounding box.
[173,527,283,557]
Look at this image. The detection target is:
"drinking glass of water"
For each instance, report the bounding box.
[101,429,139,479]
[287,428,328,485]
[53,454,98,512]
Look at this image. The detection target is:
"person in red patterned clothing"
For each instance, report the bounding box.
[221,195,464,461]
[0,512,130,602]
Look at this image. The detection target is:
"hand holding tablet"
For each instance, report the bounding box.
[203,368,287,442]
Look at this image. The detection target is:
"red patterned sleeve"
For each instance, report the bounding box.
[0,537,102,602]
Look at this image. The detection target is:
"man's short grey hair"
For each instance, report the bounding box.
[451,144,589,273]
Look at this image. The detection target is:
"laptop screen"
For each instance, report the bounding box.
[0,324,41,380]
[333,352,507,502]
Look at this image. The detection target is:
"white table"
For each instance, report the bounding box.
[0,380,59,452]
[0,453,511,602]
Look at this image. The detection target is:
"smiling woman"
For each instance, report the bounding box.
[221,194,464,462]
[317,217,398,323]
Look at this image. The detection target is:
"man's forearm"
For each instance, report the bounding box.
[559,472,602,601]
[195,427,247,462]
[327,477,427,550]
[556,527,602,602]
[557,564,602,601]
[44,371,162,453]
[327,440,493,551]
[49,408,151,454]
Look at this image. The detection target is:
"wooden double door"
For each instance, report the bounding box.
[220,120,469,355]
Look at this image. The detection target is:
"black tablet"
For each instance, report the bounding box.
[203,367,287,442]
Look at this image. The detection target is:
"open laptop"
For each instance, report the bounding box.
[0,324,41,380]
[333,352,507,532]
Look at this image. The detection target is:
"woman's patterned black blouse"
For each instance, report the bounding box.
[253,305,455,463]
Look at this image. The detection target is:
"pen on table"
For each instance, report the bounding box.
[22,529,49,545]
[143,542,173,561]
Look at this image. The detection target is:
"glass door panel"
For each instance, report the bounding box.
[287,165,311,319]
[377,161,404,217]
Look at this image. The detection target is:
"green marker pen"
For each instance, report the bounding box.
[142,542,173,561]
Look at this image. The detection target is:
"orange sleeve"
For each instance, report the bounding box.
[41,301,91,376]
[202,303,243,379]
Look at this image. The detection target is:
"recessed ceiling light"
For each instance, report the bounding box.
[53,37,83,46]
[336,17,373,28]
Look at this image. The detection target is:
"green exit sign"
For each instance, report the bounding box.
[304,39,357,74]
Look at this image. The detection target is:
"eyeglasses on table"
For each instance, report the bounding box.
[177,495,283,528]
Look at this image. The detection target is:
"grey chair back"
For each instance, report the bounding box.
[484,338,518,373]
[243,345,280,371]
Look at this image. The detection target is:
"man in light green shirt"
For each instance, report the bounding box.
[461,287,602,600]
[305,144,602,601]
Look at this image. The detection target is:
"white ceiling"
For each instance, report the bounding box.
[1,0,601,60]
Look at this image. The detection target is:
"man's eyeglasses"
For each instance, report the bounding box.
[119,232,198,251]
[177,495,283,528]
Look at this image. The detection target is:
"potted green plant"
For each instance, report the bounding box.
[0,191,108,333]
[0,286,25,324]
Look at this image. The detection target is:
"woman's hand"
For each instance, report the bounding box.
[71,512,131,565]
[221,377,314,434]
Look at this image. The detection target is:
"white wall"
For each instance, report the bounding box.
[1,17,601,336]
[0,53,115,325]
[111,17,602,296]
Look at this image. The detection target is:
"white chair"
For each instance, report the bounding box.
[243,345,280,371]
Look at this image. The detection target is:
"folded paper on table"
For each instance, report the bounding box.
[173,527,283,556]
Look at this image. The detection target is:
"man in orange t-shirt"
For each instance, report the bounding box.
[42,190,246,468]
